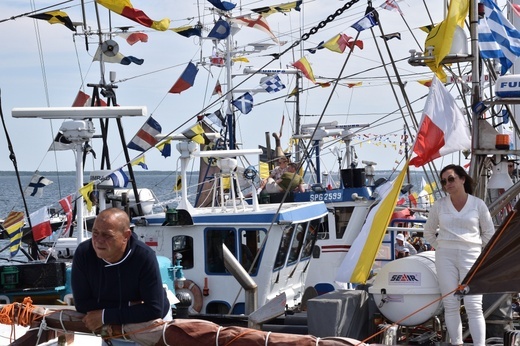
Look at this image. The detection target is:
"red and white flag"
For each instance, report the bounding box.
[59,195,73,236]
[30,207,53,241]
[410,77,471,167]
[230,14,281,45]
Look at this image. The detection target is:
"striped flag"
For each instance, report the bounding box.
[30,207,52,242]
[169,62,198,94]
[58,195,73,237]
[29,10,76,31]
[479,0,520,75]
[335,164,408,285]
[109,168,129,187]
[182,123,210,145]
[351,11,378,32]
[128,116,162,152]
[3,211,25,258]
[292,57,316,84]
[96,0,170,31]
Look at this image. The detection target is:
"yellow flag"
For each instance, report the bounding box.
[336,162,409,284]
[232,56,250,63]
[3,211,25,258]
[79,182,95,212]
[182,123,208,145]
[173,175,182,192]
[424,0,468,82]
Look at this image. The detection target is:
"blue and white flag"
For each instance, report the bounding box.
[232,92,254,114]
[208,18,231,40]
[351,11,378,32]
[479,0,520,75]
[261,75,286,93]
[24,172,53,197]
[109,168,129,188]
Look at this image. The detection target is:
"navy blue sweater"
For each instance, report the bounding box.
[71,233,170,324]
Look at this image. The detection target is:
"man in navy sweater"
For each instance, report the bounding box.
[71,208,170,341]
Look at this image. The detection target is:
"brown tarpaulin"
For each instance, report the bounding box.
[460,206,520,295]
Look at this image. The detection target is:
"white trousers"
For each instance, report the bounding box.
[435,247,485,346]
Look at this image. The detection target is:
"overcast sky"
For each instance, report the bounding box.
[0,0,449,175]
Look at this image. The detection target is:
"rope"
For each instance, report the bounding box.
[264,331,271,346]
[162,321,171,346]
[216,325,223,346]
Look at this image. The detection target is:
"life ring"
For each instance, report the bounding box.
[175,279,203,314]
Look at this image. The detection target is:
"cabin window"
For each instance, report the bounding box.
[301,218,322,260]
[334,206,355,239]
[205,229,237,274]
[172,235,194,269]
[238,229,266,275]
[274,224,295,270]
[287,223,306,265]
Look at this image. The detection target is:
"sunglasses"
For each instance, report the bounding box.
[440,176,456,186]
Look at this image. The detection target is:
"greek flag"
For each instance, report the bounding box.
[261,75,286,93]
[479,0,520,75]
[109,168,129,188]
[232,92,254,114]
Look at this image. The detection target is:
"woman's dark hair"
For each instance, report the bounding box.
[440,164,473,194]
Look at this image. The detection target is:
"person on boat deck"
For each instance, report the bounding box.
[394,233,417,258]
[260,162,305,194]
[71,208,171,344]
[424,164,495,346]
[261,156,289,187]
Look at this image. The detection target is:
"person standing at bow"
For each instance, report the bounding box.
[424,164,495,346]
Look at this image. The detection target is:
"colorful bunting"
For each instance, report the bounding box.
[128,116,162,151]
[109,168,129,187]
[379,0,403,15]
[4,211,25,258]
[232,92,254,114]
[230,15,281,45]
[29,11,76,31]
[260,74,286,93]
[251,1,302,16]
[25,172,53,197]
[182,123,210,145]
[381,32,401,41]
[58,195,73,237]
[212,80,223,96]
[169,62,198,94]
[131,156,149,170]
[93,46,144,65]
[351,11,379,32]
[79,182,95,212]
[171,25,202,38]
[292,57,316,84]
[156,139,172,158]
[207,0,236,12]
[30,207,53,241]
[117,31,148,45]
[96,0,170,31]
[208,19,231,40]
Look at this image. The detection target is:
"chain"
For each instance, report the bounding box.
[284,0,362,53]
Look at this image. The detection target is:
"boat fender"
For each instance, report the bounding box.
[175,279,203,314]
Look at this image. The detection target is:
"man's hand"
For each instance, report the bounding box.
[82,310,104,332]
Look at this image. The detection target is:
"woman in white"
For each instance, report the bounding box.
[424,164,494,346]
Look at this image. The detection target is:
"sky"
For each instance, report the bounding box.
[0,0,448,175]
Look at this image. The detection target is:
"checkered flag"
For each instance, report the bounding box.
[261,74,286,93]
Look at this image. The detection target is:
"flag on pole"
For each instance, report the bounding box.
[410,77,471,167]
[292,57,316,84]
[351,11,379,32]
[25,172,53,197]
[93,46,144,65]
[109,168,129,187]
[96,0,170,31]
[479,0,520,75]
[251,0,302,16]
[335,164,408,285]
[260,74,286,93]
[381,32,401,41]
[3,211,25,258]
[117,31,148,45]
[169,62,198,94]
[128,116,162,151]
[30,207,53,241]
[230,14,281,45]
[322,33,351,53]
[58,195,73,236]
[424,0,468,81]
[171,25,202,38]
[232,92,254,114]
[156,139,172,158]
[206,109,226,128]
[212,80,223,96]
[207,19,231,40]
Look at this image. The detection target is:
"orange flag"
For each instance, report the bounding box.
[292,57,316,84]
